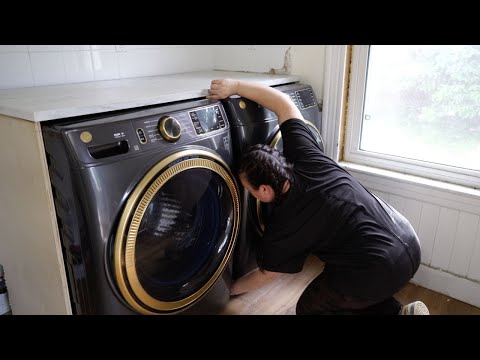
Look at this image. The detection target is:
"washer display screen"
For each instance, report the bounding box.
[198,107,219,131]
[190,105,226,135]
[296,89,316,108]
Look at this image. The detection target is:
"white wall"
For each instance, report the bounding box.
[213,45,326,106]
[0,45,214,89]
[0,45,327,107]
[290,46,326,105]
[214,45,289,73]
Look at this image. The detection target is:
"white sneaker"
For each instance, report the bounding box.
[399,301,430,315]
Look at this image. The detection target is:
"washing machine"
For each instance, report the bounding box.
[221,83,324,280]
[41,98,240,315]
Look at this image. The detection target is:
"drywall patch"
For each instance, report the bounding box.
[269,47,292,75]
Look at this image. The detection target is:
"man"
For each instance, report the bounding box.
[207,78,429,315]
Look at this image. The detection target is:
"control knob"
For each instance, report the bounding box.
[158,116,181,142]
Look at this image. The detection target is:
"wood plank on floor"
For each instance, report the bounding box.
[219,255,480,315]
[395,282,480,315]
[219,256,324,315]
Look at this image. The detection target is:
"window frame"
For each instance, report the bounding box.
[342,45,480,190]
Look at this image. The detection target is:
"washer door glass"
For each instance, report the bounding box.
[114,151,239,314]
[136,168,230,299]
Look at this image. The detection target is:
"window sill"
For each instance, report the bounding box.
[339,161,480,201]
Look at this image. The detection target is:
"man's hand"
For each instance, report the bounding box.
[207,78,239,100]
[207,78,303,124]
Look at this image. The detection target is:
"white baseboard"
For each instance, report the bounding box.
[412,264,480,309]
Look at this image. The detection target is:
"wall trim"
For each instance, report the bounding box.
[412,264,480,308]
[322,45,347,161]
[344,163,480,212]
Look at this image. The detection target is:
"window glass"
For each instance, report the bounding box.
[362,45,480,171]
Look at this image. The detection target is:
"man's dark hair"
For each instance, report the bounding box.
[238,144,294,204]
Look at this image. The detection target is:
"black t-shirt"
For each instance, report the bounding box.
[259,119,416,275]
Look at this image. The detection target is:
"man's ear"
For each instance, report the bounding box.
[260,184,275,197]
[259,184,270,194]
[257,184,275,203]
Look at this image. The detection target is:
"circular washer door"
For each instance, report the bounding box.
[255,120,324,233]
[113,149,240,315]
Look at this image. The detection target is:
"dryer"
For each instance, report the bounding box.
[221,83,324,280]
[42,99,240,315]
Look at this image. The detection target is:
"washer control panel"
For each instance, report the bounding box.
[59,100,231,165]
[288,88,317,110]
[189,105,226,135]
[132,102,228,147]
[295,88,317,109]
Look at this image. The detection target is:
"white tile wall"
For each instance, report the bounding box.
[62,46,91,51]
[30,52,66,86]
[28,45,65,52]
[91,50,119,81]
[91,45,116,51]
[0,45,215,89]
[0,45,28,52]
[0,45,321,92]
[118,50,177,78]
[214,45,289,73]
[63,51,94,83]
[29,45,92,52]
[117,46,213,79]
[0,53,33,88]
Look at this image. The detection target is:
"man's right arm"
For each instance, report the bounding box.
[207,78,303,125]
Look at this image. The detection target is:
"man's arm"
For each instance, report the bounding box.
[207,78,303,125]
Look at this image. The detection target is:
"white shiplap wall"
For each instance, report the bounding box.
[0,45,214,89]
[350,169,480,307]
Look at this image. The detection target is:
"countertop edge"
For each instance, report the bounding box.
[0,71,300,122]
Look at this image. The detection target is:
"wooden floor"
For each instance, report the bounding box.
[219,255,480,315]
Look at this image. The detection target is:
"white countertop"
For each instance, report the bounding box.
[0,71,300,122]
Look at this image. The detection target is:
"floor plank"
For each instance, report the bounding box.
[395,282,480,315]
[219,255,480,315]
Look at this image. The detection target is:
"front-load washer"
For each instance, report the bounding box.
[42,98,240,315]
[221,83,324,280]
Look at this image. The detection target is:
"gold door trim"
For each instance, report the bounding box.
[256,119,321,232]
[114,149,240,315]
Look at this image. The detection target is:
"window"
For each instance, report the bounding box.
[344,45,480,189]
